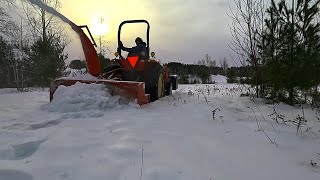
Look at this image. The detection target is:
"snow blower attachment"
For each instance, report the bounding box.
[50,20,177,105]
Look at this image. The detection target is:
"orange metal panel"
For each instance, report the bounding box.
[70,25,101,77]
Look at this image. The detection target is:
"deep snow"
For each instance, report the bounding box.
[0,78,320,180]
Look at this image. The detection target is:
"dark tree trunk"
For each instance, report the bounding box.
[289,87,294,106]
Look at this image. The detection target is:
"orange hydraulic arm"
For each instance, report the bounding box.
[69,22,101,77]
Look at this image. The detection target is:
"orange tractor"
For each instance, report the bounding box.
[50,20,178,105]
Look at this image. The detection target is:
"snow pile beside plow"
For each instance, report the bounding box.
[43,82,137,117]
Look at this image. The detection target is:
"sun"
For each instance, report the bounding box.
[91,17,109,36]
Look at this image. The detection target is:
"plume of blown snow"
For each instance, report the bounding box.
[26,0,71,25]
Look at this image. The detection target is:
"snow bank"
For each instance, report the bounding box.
[0,89,20,94]
[187,74,227,84]
[211,75,227,84]
[0,88,48,94]
[43,82,136,116]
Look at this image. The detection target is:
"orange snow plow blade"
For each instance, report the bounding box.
[50,78,150,106]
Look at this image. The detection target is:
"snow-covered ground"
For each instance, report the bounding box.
[211,75,227,84]
[0,78,320,180]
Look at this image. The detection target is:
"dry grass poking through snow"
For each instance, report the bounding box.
[167,83,320,170]
[1,82,320,179]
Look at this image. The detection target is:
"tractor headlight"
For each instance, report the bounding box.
[151,52,155,58]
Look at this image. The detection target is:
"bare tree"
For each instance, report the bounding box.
[95,34,111,56]
[95,17,111,55]
[2,0,16,6]
[209,60,216,67]
[205,54,211,66]
[21,0,71,86]
[0,6,8,32]
[220,57,228,74]
[21,0,69,47]
[12,17,28,91]
[0,1,26,90]
[197,54,216,67]
[0,2,18,37]
[229,0,266,97]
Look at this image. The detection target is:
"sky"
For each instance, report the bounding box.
[59,0,239,66]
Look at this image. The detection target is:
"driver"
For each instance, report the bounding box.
[119,37,147,57]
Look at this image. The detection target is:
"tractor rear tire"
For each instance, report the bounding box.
[144,63,164,102]
[157,72,165,98]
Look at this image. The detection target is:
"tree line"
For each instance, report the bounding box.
[230,0,320,106]
[5,0,318,108]
[0,0,242,91]
[0,0,241,91]
[0,0,110,90]
[165,61,251,84]
[0,0,68,89]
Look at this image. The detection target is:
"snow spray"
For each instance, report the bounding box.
[26,0,101,76]
[26,0,72,25]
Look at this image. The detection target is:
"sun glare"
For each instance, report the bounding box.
[91,17,109,36]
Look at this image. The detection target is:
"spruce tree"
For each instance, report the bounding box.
[262,0,320,105]
[28,37,66,87]
[0,36,15,88]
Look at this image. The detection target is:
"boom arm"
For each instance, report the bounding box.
[69,22,101,77]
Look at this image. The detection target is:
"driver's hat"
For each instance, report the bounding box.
[135,37,142,43]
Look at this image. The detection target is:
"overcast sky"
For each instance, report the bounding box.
[9,0,234,66]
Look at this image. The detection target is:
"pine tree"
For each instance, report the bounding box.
[227,67,237,83]
[179,68,189,84]
[295,0,320,91]
[0,36,15,88]
[28,37,67,87]
[98,53,111,72]
[262,0,286,96]
[262,0,320,105]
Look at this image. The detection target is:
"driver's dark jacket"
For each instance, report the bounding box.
[121,42,147,57]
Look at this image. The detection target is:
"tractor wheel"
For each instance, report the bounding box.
[165,82,172,96]
[144,63,165,102]
[157,73,165,98]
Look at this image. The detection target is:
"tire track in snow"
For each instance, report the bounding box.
[0,139,46,160]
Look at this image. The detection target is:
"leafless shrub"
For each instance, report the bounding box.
[268,105,285,124]
[247,106,278,147]
[188,90,194,96]
[285,105,307,135]
[310,160,317,167]
[212,108,221,120]
[219,116,224,123]
[140,145,144,180]
[204,96,209,104]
